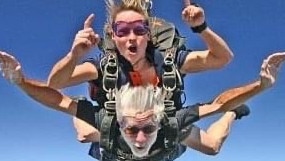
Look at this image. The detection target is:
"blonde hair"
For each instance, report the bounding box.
[105,0,149,25]
[116,84,165,123]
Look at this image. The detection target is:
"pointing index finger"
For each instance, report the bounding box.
[84,13,95,29]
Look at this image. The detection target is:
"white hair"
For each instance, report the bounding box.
[116,84,165,123]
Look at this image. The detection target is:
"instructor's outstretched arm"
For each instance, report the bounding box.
[0,51,78,116]
[198,52,285,118]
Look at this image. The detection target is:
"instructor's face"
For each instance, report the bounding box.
[120,114,159,158]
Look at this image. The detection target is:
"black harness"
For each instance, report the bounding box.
[92,16,188,160]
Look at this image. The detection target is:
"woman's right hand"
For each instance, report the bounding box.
[71,14,100,58]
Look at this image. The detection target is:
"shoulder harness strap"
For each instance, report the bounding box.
[99,50,119,159]
[162,38,183,149]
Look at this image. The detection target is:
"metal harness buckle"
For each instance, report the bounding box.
[103,53,118,100]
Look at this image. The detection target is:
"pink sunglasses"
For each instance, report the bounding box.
[112,20,149,37]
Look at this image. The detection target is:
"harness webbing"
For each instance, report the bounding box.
[161,38,181,149]
[102,52,118,100]
[97,14,186,160]
[99,52,119,160]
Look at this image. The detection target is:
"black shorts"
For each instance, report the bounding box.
[76,100,99,127]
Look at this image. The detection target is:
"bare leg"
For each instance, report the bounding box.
[73,117,100,143]
[182,104,251,156]
[182,111,235,155]
[203,111,236,152]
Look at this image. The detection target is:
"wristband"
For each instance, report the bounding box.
[191,21,207,33]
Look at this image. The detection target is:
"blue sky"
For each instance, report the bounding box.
[1,0,285,161]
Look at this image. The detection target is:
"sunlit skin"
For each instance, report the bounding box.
[112,10,150,68]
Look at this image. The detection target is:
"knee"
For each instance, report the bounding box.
[205,142,221,156]
[76,130,98,143]
[206,148,220,156]
[77,135,89,143]
[73,117,100,143]
[77,132,92,143]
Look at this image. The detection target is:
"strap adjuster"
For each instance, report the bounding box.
[103,53,118,100]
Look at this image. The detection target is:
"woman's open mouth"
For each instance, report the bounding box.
[128,46,137,53]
